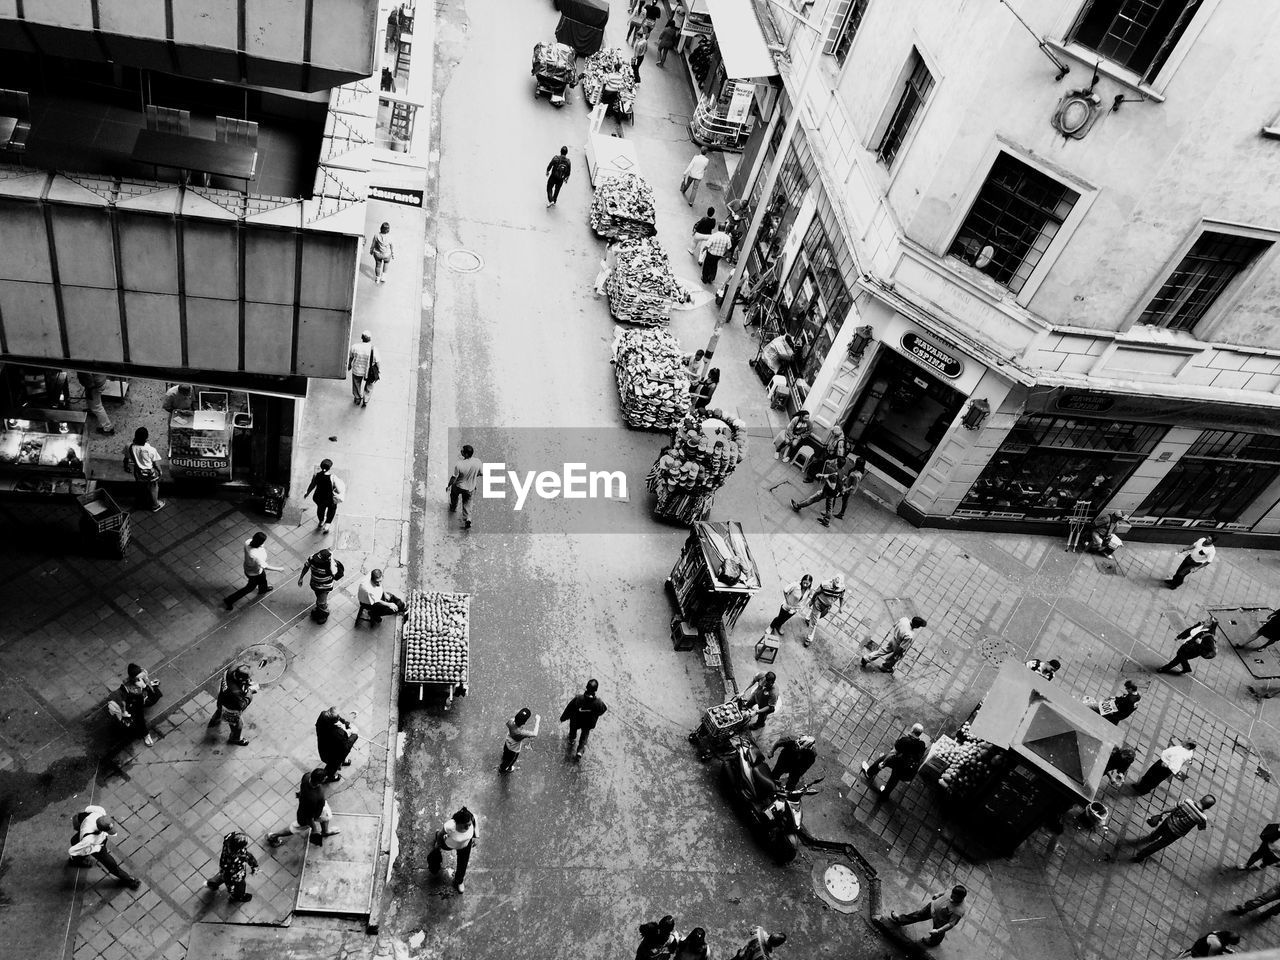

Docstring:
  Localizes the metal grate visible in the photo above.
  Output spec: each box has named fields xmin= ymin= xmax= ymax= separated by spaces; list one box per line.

xmin=1008 ymin=414 xmax=1163 ymax=454
xmin=1068 ymin=0 xmax=1203 ymax=81
xmin=1138 ymin=231 xmax=1270 ymax=331
xmin=876 ymin=51 xmax=933 ymax=167
xmin=1186 ymin=430 xmax=1280 ymax=462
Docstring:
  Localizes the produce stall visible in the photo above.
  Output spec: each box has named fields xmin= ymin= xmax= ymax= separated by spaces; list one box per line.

xmin=665 ymin=520 xmax=761 ymax=635
xmin=918 ymin=659 xmax=1120 ymax=855
xmin=613 ymin=327 xmax=691 ymax=430
xmin=400 ymin=590 xmax=470 ymax=708
xmin=647 ymin=407 xmax=747 ymax=523
xmin=589 ymin=173 xmax=656 ymax=240
xmin=579 ymin=47 xmax=637 ymax=120
xmin=605 ymin=237 xmax=690 ymax=323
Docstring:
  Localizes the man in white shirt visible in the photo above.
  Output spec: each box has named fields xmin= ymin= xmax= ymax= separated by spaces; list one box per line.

xmin=680 ymin=146 xmax=710 ymax=205
xmin=1167 ymin=535 xmax=1215 ymax=589
xmin=863 ymin=616 xmax=928 ymax=673
xmin=428 ymin=806 xmax=477 ymax=893
xmin=69 ymin=805 xmax=141 ymax=888
xmin=1133 ymin=738 xmax=1197 ymax=795
xmin=357 ymin=568 xmax=406 ymax=624
xmin=224 ymin=532 xmax=284 ymax=610
xmin=448 ymin=444 xmax=482 ymax=529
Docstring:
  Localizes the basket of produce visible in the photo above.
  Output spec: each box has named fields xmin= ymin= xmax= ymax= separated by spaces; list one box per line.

xmin=931 ymin=735 xmax=1003 ymax=799
xmin=613 ymin=328 xmax=690 ymax=430
xmin=590 ymin=173 xmax=656 ymax=240
xmin=605 ymin=236 xmax=690 ymax=322
xmin=401 ymin=590 xmax=470 ymax=705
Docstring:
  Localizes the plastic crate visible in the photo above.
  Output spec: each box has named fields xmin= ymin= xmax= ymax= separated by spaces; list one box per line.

xmin=76 ymin=489 xmax=126 ymax=533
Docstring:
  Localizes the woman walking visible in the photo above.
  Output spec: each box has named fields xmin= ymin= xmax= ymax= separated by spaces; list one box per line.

xmin=692 ymin=368 xmax=720 ymax=408
xmin=124 ymin=427 xmax=165 ymax=512
xmin=369 ymin=222 xmax=395 ymax=283
xmin=112 ymin=663 xmax=161 ymax=745
xmin=347 ymin=331 xmax=379 ymax=408
xmin=305 ymin=458 xmax=344 ymax=533
xmin=427 ymin=806 xmax=477 ymax=893
xmin=298 ymin=548 xmax=344 ymax=621
xmin=498 ymin=707 xmax=540 ymax=773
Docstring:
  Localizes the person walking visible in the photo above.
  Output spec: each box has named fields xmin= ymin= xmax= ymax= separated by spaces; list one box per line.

xmin=804 ymin=575 xmax=847 ymax=647
xmin=1167 ymin=535 xmax=1216 ymax=589
xmin=114 ymin=663 xmax=161 ymax=746
xmin=689 ymin=206 xmax=717 ymax=258
xmin=862 ymin=615 xmax=926 ymax=673
xmin=560 ymin=679 xmax=608 ymax=760
xmin=691 ymin=368 xmax=720 ymax=409
xmin=216 ymin=667 xmax=257 ymax=746
xmin=734 ymin=925 xmax=786 ymax=960
xmin=765 ymin=574 xmax=812 ymax=640
xmin=1127 ymin=794 xmax=1215 ymax=863
xmin=348 ymin=331 xmax=379 ymax=407
xmin=700 ymin=223 xmax=732 ymax=285
xmin=1088 ymin=679 xmax=1142 ymax=725
xmin=267 ymin=769 xmax=340 ymax=848
xmin=1231 ymin=882 xmax=1280 ymax=920
xmin=77 ymin=371 xmax=114 ymax=434
xmin=736 ymin=671 xmax=779 ymax=730
xmin=316 ymin=707 xmax=359 ymax=782
xmin=680 ymin=146 xmax=710 ymax=206
xmin=790 ymin=457 xmax=843 ymax=524
xmin=298 ymin=547 xmax=344 ymax=621
xmin=427 ymin=806 xmax=477 ymax=893
xmin=224 ymin=532 xmax=284 ymax=609
xmin=1180 ymin=930 xmax=1241 ymax=956
xmin=447 ymin=444 xmax=482 ymax=529
xmin=672 ymin=927 xmax=712 ymax=960
xmin=804 ymin=432 xmax=850 ymax=483
xmin=656 ymin=19 xmax=679 ymax=66
xmin=641 ymin=0 xmax=661 ymax=35
xmin=499 ymin=707 xmax=541 ymax=773
xmin=357 ymin=568 xmax=406 ymax=624
xmin=774 ymin=411 xmax=813 ymax=462
xmin=769 ymin=734 xmax=817 ymax=788
xmin=1133 ymin=738 xmax=1198 ymax=795
xmin=884 ymin=885 xmax=968 ymax=948
xmin=1235 ymin=608 xmax=1280 ymax=650
xmin=204 ymin=831 xmax=258 ymax=903
xmin=1157 ymin=617 xmax=1219 ymax=675
xmin=208 ymin=664 xmax=256 ymax=728
xmin=1240 ymin=821 xmax=1280 ymax=871
xmin=545 ymin=146 xmax=572 ymax=208
xmin=631 ymin=33 xmax=649 ymax=83
xmin=830 ymin=455 xmax=865 ymax=520
xmin=68 ymin=805 xmax=142 ymax=889
xmin=124 ymin=426 xmax=165 ymax=511
xmin=369 ymin=221 xmax=394 ymax=283
xmin=305 ymin=459 xmax=344 ymax=533
xmin=625 ymin=0 xmax=647 ymax=43
xmin=862 ymin=723 xmax=929 ymax=798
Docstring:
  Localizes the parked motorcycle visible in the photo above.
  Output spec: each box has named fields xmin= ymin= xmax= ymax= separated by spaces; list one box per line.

xmin=720 ymin=734 xmax=822 ymax=864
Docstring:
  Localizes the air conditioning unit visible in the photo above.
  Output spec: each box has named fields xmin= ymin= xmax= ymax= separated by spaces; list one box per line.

xmin=1052 ymin=90 xmax=1103 ymax=139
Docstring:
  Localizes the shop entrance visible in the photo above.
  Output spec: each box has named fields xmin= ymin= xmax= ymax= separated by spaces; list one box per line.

xmin=842 ymin=348 xmax=965 ymax=486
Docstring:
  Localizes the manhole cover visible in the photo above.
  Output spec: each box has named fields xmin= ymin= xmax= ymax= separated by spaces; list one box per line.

xmin=445 ymin=248 xmax=483 ymax=273
xmin=234 ymin=642 xmax=288 ymax=684
xmin=823 ymin=863 xmax=861 ymax=904
xmin=977 ymin=635 xmax=1016 ymax=666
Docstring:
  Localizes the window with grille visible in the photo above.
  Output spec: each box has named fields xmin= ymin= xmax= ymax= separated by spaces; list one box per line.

xmin=823 ymin=0 xmax=869 ymax=67
xmin=876 ymin=50 xmax=934 ymax=167
xmin=1068 ymin=0 xmax=1203 ymax=83
xmin=948 ymin=153 xmax=1080 ymax=294
xmin=1138 ymin=232 xmax=1270 ymax=331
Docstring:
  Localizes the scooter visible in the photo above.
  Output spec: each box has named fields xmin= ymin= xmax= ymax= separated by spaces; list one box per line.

xmin=720 ymin=734 xmax=822 ymax=864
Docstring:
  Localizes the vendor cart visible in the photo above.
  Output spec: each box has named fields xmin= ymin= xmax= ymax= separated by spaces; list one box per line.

xmin=400 ymin=590 xmax=470 ymax=709
xmin=665 ymin=521 xmax=761 ymax=635
xmin=532 ymin=41 xmax=577 ymax=106
xmin=555 ymin=0 xmax=608 ymax=57
xmin=687 ymin=699 xmax=749 ymax=760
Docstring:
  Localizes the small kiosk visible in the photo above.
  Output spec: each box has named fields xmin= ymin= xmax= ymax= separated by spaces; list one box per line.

xmin=665 ymin=520 xmax=761 ymax=645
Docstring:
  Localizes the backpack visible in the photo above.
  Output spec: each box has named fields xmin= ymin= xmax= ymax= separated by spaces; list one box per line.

xmin=550 ymin=155 xmax=571 ymax=180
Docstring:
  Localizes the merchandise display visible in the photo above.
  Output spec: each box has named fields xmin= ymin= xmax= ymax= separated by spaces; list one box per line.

xmin=579 ymin=46 xmax=637 ymax=115
xmin=612 ymin=327 xmax=691 ymax=430
xmin=605 ymin=236 xmax=690 ymax=323
xmin=590 ymin=173 xmax=657 ymax=240
xmin=929 ymin=719 xmax=1003 ymax=799
xmin=402 ymin=590 xmax=470 ymax=687
xmin=0 ymin=410 xmax=88 ymax=478
xmin=647 ymin=407 xmax=748 ymax=522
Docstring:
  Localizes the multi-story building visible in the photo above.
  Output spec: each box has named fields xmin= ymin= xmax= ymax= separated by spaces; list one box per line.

xmin=730 ymin=0 xmax=1280 ymax=544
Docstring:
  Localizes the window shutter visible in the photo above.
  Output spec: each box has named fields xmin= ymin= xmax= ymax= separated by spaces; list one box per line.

xmin=823 ymin=0 xmax=852 ymax=55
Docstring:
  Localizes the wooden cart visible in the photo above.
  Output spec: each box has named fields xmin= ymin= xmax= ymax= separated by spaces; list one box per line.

xmin=665 ymin=521 xmax=761 ymax=636
xmin=400 ymin=590 xmax=470 ymax=709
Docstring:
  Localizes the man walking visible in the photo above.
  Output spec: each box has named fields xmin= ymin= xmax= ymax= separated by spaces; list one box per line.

xmin=1232 ymin=883 xmax=1280 ymax=920
xmin=790 ymin=458 xmax=843 ymax=524
xmin=863 ymin=615 xmax=927 ymax=674
xmin=1089 ymin=679 xmax=1142 ymax=725
xmin=204 ymin=831 xmax=258 ymax=903
xmin=298 ymin=548 xmax=344 ymax=621
xmin=447 ymin=444 xmax=482 ymax=529
xmin=765 ymin=574 xmax=812 ymax=640
xmin=357 ymin=568 xmax=406 ymax=624
xmin=305 ymin=458 xmax=344 ymax=533
xmin=630 ymin=32 xmax=649 ymax=83
xmin=216 ymin=666 xmax=257 ymax=746
xmin=689 ymin=206 xmax=716 ymax=258
xmin=1235 ymin=607 xmax=1280 ymax=651
xmin=1133 ymin=738 xmax=1197 ymax=795
xmin=680 ymin=146 xmax=710 ymax=205
xmin=224 ymin=532 xmax=284 ymax=610
xmin=545 ymin=146 xmax=571 ymax=207
xmin=428 ymin=806 xmax=477 ymax=893
xmin=830 ymin=455 xmax=865 ymax=520
xmin=316 ymin=707 xmax=359 ymax=781
xmin=77 ymin=371 xmax=114 ymax=434
xmin=208 ymin=663 xmax=255 ymax=727
xmin=1240 ymin=821 xmax=1280 ymax=871
xmin=499 ymin=708 xmax=541 ymax=773
xmin=560 ymin=679 xmax=608 ymax=760
xmin=1167 ymin=535 xmax=1216 ymax=589
xmin=68 ymin=805 xmax=142 ymax=889
xmin=862 ymin=722 xmax=929 ymax=798
xmin=1128 ymin=794 xmax=1215 ymax=863
xmin=769 ymin=734 xmax=817 ymax=788
xmin=804 ymin=574 xmax=846 ymax=647
xmin=884 ymin=885 xmax=968 ymax=948
xmin=1158 ymin=617 xmax=1219 ymax=675
xmin=267 ymin=769 xmax=340 ymax=848
xmin=734 ymin=925 xmax=786 ymax=960
xmin=348 ymin=331 xmax=378 ymax=407
xmin=700 ymin=222 xmax=732 ymax=285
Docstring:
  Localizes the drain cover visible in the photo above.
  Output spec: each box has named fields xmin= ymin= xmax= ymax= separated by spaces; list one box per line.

xmin=235 ymin=642 xmax=288 ymax=684
xmin=824 ymin=863 xmax=860 ymax=904
xmin=978 ymin=635 xmax=1017 ymax=666
xmin=445 ymin=248 xmax=483 ymax=273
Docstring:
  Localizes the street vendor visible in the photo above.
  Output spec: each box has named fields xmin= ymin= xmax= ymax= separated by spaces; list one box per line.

xmin=736 ymin=671 xmax=779 ymax=731
xmin=760 ymin=333 xmax=798 ymax=373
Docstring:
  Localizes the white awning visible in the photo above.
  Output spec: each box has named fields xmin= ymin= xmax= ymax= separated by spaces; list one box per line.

xmin=702 ymin=0 xmax=779 ymax=80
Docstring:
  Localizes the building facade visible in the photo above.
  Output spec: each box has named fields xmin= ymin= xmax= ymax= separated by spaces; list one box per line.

xmin=730 ymin=0 xmax=1280 ymax=543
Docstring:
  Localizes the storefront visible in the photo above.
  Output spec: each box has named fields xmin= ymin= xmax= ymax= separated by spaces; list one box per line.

xmin=1132 ymin=430 xmax=1280 ymax=531
xmin=681 ymin=0 xmax=780 ymax=151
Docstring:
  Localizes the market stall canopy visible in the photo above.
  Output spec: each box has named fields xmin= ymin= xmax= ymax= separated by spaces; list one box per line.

xmin=968 ymin=660 xmax=1120 ymax=801
xmin=702 ymin=0 xmax=780 ymax=79
xmin=692 ymin=521 xmax=762 ymax=592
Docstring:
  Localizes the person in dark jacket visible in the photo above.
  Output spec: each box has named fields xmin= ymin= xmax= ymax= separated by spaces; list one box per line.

xmin=862 ymin=723 xmax=928 ymax=798
xmin=1089 ymin=679 xmax=1142 ymax=724
xmin=1240 ymin=821 xmax=1280 ymax=871
xmin=545 ymin=146 xmax=571 ymax=207
xmin=1184 ymin=929 xmax=1240 ymax=956
xmin=656 ymin=20 xmax=680 ymax=66
xmin=316 ymin=707 xmax=359 ymax=781
xmin=1236 ymin=608 xmax=1280 ymax=650
xmin=691 ymin=368 xmax=720 ymax=409
xmin=299 ymin=548 xmax=344 ymax=617
xmin=216 ymin=668 xmax=256 ymax=746
xmin=1157 ymin=618 xmax=1219 ymax=675
xmin=267 ymin=769 xmax=339 ymax=848
xmin=208 ymin=663 xmax=254 ymax=727
xmin=636 ymin=915 xmax=678 ymax=960
xmin=305 ymin=458 xmax=342 ymax=533
xmin=204 ymin=831 xmax=259 ymax=903
xmin=769 ymin=734 xmax=817 ymax=788
xmin=560 ymin=679 xmax=608 ymax=760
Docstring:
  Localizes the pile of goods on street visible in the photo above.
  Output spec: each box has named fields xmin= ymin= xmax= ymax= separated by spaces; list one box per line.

xmin=613 ymin=328 xmax=691 ymax=430
xmin=648 ymin=408 xmax=748 ymax=522
xmin=402 ymin=590 xmax=470 ymax=685
xmin=927 ymin=727 xmax=1004 ymax=799
xmin=590 ymin=173 xmax=657 ymax=240
xmin=579 ymin=47 xmax=637 ymax=112
xmin=606 ymin=237 xmax=689 ymax=323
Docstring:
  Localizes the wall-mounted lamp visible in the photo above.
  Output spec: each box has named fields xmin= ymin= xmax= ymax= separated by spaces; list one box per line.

xmin=846 ymin=325 xmax=874 ymax=364
xmin=961 ymin=398 xmax=991 ymax=431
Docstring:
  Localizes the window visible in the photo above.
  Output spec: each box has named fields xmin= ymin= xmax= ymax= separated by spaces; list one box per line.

xmin=823 ymin=0 xmax=869 ymax=67
xmin=1067 ymin=0 xmax=1203 ymax=82
xmin=1138 ymin=231 xmax=1270 ymax=330
xmin=949 ymin=153 xmax=1080 ymax=294
xmin=1138 ymin=430 xmax=1280 ymax=525
xmin=876 ymin=51 xmax=934 ymax=166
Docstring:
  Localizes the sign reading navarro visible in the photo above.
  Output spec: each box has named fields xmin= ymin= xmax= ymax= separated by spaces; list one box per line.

xmin=369 ymin=185 xmax=424 ymax=207
xmin=900 ymin=332 xmax=963 ymax=379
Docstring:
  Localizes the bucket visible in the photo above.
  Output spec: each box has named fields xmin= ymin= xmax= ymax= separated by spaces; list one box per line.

xmin=1082 ymin=800 xmax=1109 ymax=829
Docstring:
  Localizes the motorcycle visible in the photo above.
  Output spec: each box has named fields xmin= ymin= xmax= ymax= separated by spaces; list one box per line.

xmin=720 ymin=734 xmax=822 ymax=864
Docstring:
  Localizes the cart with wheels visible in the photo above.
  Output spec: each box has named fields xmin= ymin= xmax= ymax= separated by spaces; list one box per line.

xmin=532 ymin=41 xmax=577 ymax=106
xmin=688 ymin=699 xmax=749 ymax=760
xmin=400 ymin=590 xmax=470 ymax=709
xmin=665 ymin=521 xmax=761 ymax=634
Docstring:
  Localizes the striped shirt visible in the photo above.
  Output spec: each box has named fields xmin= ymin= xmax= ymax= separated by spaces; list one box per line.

xmin=1163 ymin=799 xmax=1209 ymax=836
xmin=306 ymin=554 xmax=340 ymax=591
xmin=705 ymin=231 xmax=732 ymax=256
xmin=812 ymin=580 xmax=846 ymax=612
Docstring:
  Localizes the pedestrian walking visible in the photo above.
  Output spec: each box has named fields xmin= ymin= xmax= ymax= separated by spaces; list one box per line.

xmin=804 ymin=432 xmax=850 ymax=483
xmin=736 ymin=671 xmax=779 ymax=730
xmin=298 ymin=547 xmax=344 ymax=621
xmin=216 ymin=667 xmax=257 ymax=745
xmin=631 ymin=34 xmax=648 ymax=83
xmin=656 ymin=20 xmax=679 ymax=65
xmin=223 ymin=532 xmax=284 ymax=609
xmin=734 ymin=925 xmax=786 ymax=959
xmin=316 ymin=707 xmax=359 ymax=781
xmin=447 ymin=444 xmax=482 ymax=529
xmin=68 ymin=804 xmax=142 ymax=889
xmin=208 ymin=664 xmax=256 ymax=728
xmin=769 ymin=734 xmax=817 ymax=788
xmin=427 ymin=806 xmax=476 ymax=893
xmin=680 ymin=146 xmax=711 ymax=205
xmin=560 ymin=679 xmax=608 ymax=760
xmin=1179 ymin=930 xmax=1241 ymax=956
xmin=1232 ymin=883 xmax=1280 ymax=920
xmin=765 ymin=574 xmax=813 ymax=639
xmin=690 ymin=206 xmax=717 ymax=260
xmin=499 ymin=707 xmax=541 ymax=772
xmin=1088 ymin=679 xmax=1142 ymax=724
xmin=700 ymin=223 xmax=732 ymax=284
xmin=369 ymin=221 xmax=394 ymax=283
xmin=111 ymin=663 xmax=161 ymax=746
xmin=267 ymin=769 xmax=340 ymax=848
xmin=637 ymin=916 xmax=679 ymax=960
xmin=883 ymin=885 xmax=968 ymax=948
xmin=672 ymin=927 xmax=711 ymax=960
xmin=348 ymin=331 xmax=379 ymax=407
xmin=1157 ymin=617 xmax=1219 ymax=674
xmin=1240 ymin=822 xmax=1280 ymax=870
xmin=773 ymin=411 xmax=813 ymax=462
xmin=804 ymin=574 xmax=847 ymax=647
xmin=691 ymin=368 xmax=720 ymax=408
xmin=305 ymin=458 xmax=344 ymax=533
xmin=1104 ymin=745 xmax=1137 ymax=786
xmin=1166 ymin=535 xmax=1216 ymax=589
xmin=862 ymin=614 xmax=926 ymax=673
xmin=357 ymin=568 xmax=406 ymax=624
xmin=790 ymin=457 xmax=843 ymax=523
xmin=204 ymin=831 xmax=258 ymax=903
xmin=1026 ymin=657 xmax=1062 ymax=681
xmin=1235 ymin=608 xmax=1280 ymax=650
xmin=1127 ymin=794 xmax=1215 ymax=862
xmin=545 ymin=145 xmax=572 ymax=207
xmin=641 ymin=0 xmax=661 ymax=34
xmin=77 ymin=371 xmax=114 ymax=434
xmin=625 ymin=0 xmax=647 ymax=43
xmin=830 ymin=455 xmax=865 ymax=520
xmin=123 ymin=426 xmax=165 ymax=511
xmin=862 ymin=723 xmax=928 ymax=797
xmin=1133 ymin=738 xmax=1197 ymax=794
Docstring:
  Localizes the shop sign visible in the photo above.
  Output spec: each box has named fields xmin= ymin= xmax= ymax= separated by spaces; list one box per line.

xmin=1055 ymin=393 xmax=1115 ymax=413
xmin=725 ymin=83 xmax=754 ymax=124
xmin=900 ymin=332 xmax=963 ymax=379
xmin=170 ymin=456 xmax=232 ymax=480
xmin=369 ymin=185 xmax=424 ymax=207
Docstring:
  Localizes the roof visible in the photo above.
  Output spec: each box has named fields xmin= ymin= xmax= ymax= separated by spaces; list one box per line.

xmin=703 ymin=0 xmax=780 ymax=79
xmin=692 ymin=521 xmax=762 ymax=593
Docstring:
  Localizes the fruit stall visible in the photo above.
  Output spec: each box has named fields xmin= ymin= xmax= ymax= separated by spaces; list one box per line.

xmin=400 ymin=590 xmax=470 ymax=708
xmin=918 ymin=659 xmax=1120 ymax=855
xmin=665 ymin=520 xmax=761 ymax=637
